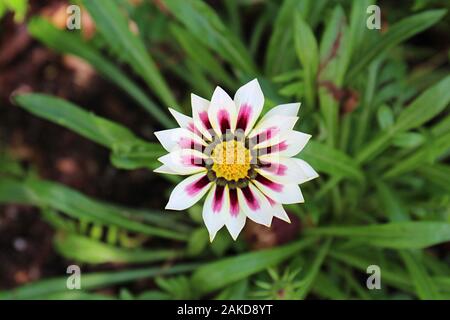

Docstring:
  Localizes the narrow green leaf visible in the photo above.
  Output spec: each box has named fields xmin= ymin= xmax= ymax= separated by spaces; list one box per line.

xmin=306 ymin=222 xmax=450 ymax=249
xmin=54 ymin=233 xmax=183 ymax=264
xmin=14 ymin=93 xmax=164 ymax=170
xmin=0 ymin=177 xmax=188 ymax=241
xmin=163 ymin=0 xmax=256 ymax=75
xmin=311 ymin=273 xmax=347 ymax=299
xmin=170 ymin=23 xmax=234 ymax=89
xmin=399 ymin=250 xmax=441 ymax=300
xmin=265 ymin=0 xmax=301 ymax=76
xmin=392 ymin=132 xmax=425 ymax=149
xmin=300 ymin=141 xmax=365 ymax=182
xmin=374 ymin=181 xmax=409 ymax=222
xmin=81 ymin=0 xmax=176 ymax=107
xmin=384 ymin=130 xmax=450 ymax=178
xmin=0 ymin=263 xmax=197 ymax=299
xmin=15 ymin=94 xmax=136 ymax=147
xmin=294 ymin=12 xmax=319 ymax=108
xmin=377 ymin=105 xmax=394 ymax=130
xmin=191 ymin=238 xmax=316 ymax=295
xmin=347 ymin=9 xmax=447 ymax=81
xmin=394 ymin=75 xmax=450 ymax=133
xmin=418 ymin=164 xmax=450 ymax=193
xmin=329 ymin=250 xmax=412 ymax=292
xmin=297 ymin=239 xmax=331 ymax=299
xmin=27 ymin=17 xmax=174 ymax=128
xmin=40 ymin=292 xmax=115 ymax=300
xmin=357 ymin=75 xmax=450 ymax=163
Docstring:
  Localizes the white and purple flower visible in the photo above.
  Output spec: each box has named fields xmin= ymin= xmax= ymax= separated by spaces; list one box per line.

xmin=154 ymin=79 xmax=318 ymax=241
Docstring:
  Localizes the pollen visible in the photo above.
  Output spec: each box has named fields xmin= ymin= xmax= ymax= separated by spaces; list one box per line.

xmin=211 ymin=140 xmax=251 ymax=181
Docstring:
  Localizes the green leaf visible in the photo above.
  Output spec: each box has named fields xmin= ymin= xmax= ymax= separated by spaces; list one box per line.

xmin=265 ymin=0 xmax=302 ymax=76
xmin=394 ymin=75 xmax=450 ymax=133
xmin=54 ymin=232 xmax=183 ymax=264
xmin=187 ymin=228 xmax=209 ymax=257
xmin=399 ymin=250 xmax=441 ymax=300
xmin=318 ymin=6 xmax=348 ymax=85
xmin=0 ymin=177 xmax=188 ymax=241
xmin=163 ymin=0 xmax=256 ymax=75
xmin=431 ymin=113 xmax=450 ymax=136
xmin=3 ymin=0 xmax=27 ymax=22
xmin=357 ymin=75 xmax=450 ymax=163
xmin=15 ymin=94 xmax=135 ymax=147
xmin=392 ymin=132 xmax=425 ymax=149
xmin=40 ymin=292 xmax=115 ymax=300
xmin=347 ymin=9 xmax=447 ymax=81
xmin=329 ymin=250 xmax=412 ymax=292
xmin=81 ymin=0 xmax=176 ymax=107
xmin=170 ymin=23 xmax=234 ymax=89
xmin=306 ymin=222 xmax=450 ymax=249
xmin=0 ymin=263 xmax=197 ymax=299
xmin=374 ymin=181 xmax=409 ymax=222
xmin=300 ymin=141 xmax=364 ymax=182
xmin=191 ymin=238 xmax=316 ymax=296
xmin=384 ymin=130 xmax=450 ymax=178
xmin=294 ymin=12 xmax=319 ymax=108
xmin=311 ymin=273 xmax=348 ymax=299
xmin=418 ymin=164 xmax=450 ymax=193
xmin=14 ymin=93 xmax=164 ymax=170
xmin=377 ymin=104 xmax=394 ymax=130
xmin=27 ymin=17 xmax=174 ymax=128
xmin=346 ymin=0 xmax=372 ymax=61
xmin=297 ymin=239 xmax=331 ymax=299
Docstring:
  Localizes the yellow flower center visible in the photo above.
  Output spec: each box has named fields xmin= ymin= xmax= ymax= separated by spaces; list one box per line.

xmin=211 ymin=140 xmax=251 ymax=181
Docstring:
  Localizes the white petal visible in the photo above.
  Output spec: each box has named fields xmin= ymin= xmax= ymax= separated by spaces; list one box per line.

xmin=154 ymin=164 xmax=179 ymax=175
xmin=202 ymin=185 xmax=228 ymax=241
xmin=165 ymin=172 xmax=212 ymax=211
xmin=208 ymin=86 xmax=237 ymax=135
xmin=191 ymin=93 xmax=213 ymax=141
xmin=256 ymin=155 xmax=317 ymax=184
xmin=270 ymin=201 xmax=291 ymax=223
xmin=249 ymin=115 xmax=298 ymax=148
xmin=256 ymin=130 xmax=311 ymax=158
xmin=224 ymin=210 xmax=246 ymax=241
xmin=234 ymin=79 xmax=264 ymax=134
xmin=154 ymin=128 xmax=206 ymax=152
xmin=168 ymin=108 xmax=192 ymax=129
xmin=259 ymin=102 xmax=300 ymax=122
xmin=237 ymin=184 xmax=272 ymax=227
xmin=291 ymin=158 xmax=319 ymax=183
xmin=158 ymin=149 xmax=207 ymax=175
xmin=253 ymin=174 xmax=304 ymax=204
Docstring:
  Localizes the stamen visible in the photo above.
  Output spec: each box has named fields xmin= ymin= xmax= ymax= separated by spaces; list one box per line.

xmin=211 ymin=140 xmax=251 ymax=182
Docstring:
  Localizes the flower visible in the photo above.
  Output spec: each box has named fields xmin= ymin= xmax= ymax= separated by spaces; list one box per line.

xmin=154 ymin=79 xmax=318 ymax=241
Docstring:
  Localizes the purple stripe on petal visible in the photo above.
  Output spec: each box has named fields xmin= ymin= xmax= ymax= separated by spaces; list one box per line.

xmin=274 ymin=141 xmax=288 ymax=152
xmin=181 ymin=155 xmax=205 ymax=167
xmin=229 ymin=188 xmax=239 ymax=217
xmin=199 ymin=111 xmax=212 ymax=130
xmin=250 ymin=127 xmax=279 ymax=146
xmin=185 ymin=175 xmax=209 ymax=196
xmin=260 ymin=161 xmax=287 ymax=176
xmin=260 ymin=141 xmax=288 ymax=155
xmin=178 ymin=138 xmax=203 ymax=151
xmin=255 ymin=174 xmax=283 ymax=192
xmin=236 ymin=104 xmax=252 ymax=131
xmin=266 ymin=196 xmax=276 ymax=206
xmin=218 ymin=109 xmax=230 ymax=133
xmin=187 ymin=122 xmax=202 ymax=137
xmin=212 ymin=185 xmax=225 ymax=213
xmin=242 ymin=186 xmax=260 ymax=211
